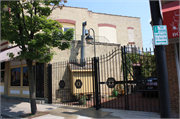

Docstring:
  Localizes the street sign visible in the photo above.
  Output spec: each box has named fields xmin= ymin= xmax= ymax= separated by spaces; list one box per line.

xmin=153 ymin=25 xmax=168 ymax=45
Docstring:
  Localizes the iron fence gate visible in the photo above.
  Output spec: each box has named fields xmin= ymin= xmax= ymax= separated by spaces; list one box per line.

xmin=121 ymin=46 xmax=159 ymax=112
xmin=95 ymin=46 xmax=159 ymax=112
xmin=49 ymin=45 xmax=159 ymax=112
xmin=95 ymin=47 xmax=125 ymax=110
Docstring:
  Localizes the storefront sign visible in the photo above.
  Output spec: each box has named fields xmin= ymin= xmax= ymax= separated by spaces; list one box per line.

xmin=162 ymin=4 xmax=180 ymax=39
xmin=153 ymin=25 xmax=168 ymax=45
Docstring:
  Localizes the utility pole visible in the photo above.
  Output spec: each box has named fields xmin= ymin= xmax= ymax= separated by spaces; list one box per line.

xmin=149 ymin=1 xmax=171 ymax=118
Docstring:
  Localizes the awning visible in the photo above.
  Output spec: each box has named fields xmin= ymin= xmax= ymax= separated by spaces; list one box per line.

xmin=0 ymin=46 xmax=21 ymax=63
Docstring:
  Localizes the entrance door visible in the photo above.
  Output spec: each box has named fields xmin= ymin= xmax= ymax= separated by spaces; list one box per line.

xmin=36 ymin=63 xmax=44 ymax=97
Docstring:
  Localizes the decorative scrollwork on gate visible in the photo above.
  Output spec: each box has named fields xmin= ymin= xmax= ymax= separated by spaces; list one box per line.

xmin=59 ymin=80 xmax=65 ymax=89
xmin=75 ymin=79 xmax=82 ymax=89
xmin=107 ymin=77 xmax=116 ymax=88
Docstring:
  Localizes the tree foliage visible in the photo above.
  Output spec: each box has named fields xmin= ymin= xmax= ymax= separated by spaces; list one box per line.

xmin=123 ymin=51 xmax=157 ymax=80
xmin=1 ymin=0 xmax=73 ymax=115
xmin=1 ymin=0 xmax=74 ymax=62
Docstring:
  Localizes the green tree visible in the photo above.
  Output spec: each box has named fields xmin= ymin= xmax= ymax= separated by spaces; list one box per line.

xmin=141 ymin=52 xmax=156 ymax=77
xmin=123 ymin=51 xmax=156 ymax=80
xmin=1 ymin=0 xmax=73 ymax=114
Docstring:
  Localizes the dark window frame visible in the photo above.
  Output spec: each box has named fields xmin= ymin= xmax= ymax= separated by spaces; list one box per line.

xmin=1 ymin=70 xmax=5 ymax=83
xmin=1 ymin=62 xmax=5 ymax=69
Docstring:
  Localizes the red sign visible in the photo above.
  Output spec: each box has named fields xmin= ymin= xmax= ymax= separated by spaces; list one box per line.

xmin=162 ymin=1 xmax=180 ymax=39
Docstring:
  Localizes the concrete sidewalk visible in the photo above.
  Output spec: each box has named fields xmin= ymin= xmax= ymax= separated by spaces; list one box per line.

xmin=1 ymin=97 xmax=160 ymax=119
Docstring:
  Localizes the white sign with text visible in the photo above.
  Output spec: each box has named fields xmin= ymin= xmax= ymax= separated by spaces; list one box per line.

xmin=153 ymin=25 xmax=168 ymax=45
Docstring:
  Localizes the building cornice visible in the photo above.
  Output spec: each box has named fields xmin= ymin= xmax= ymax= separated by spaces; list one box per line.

xmin=61 ymin=6 xmax=140 ymax=19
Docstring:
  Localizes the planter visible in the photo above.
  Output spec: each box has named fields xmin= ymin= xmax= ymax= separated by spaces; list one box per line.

xmin=119 ymin=90 xmax=125 ymax=96
xmin=79 ymin=98 xmax=86 ymax=105
xmin=77 ymin=94 xmax=88 ymax=105
xmin=112 ymin=90 xmax=118 ymax=97
xmin=86 ymin=94 xmax=92 ymax=100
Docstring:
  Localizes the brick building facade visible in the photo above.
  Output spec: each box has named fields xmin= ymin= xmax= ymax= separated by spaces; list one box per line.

xmin=0 ymin=6 xmax=143 ymax=101
xmin=162 ymin=1 xmax=180 ymax=118
xmin=165 ymin=44 xmax=179 ymax=117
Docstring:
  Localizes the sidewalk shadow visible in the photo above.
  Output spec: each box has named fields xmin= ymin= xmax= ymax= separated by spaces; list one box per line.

xmin=49 ymin=106 xmax=120 ymax=118
xmin=1 ymin=97 xmax=29 ymax=118
xmin=62 ymin=107 xmax=110 ymax=118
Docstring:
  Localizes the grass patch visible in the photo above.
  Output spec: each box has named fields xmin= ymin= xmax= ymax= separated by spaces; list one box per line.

xmin=18 ymin=111 xmax=49 ymax=118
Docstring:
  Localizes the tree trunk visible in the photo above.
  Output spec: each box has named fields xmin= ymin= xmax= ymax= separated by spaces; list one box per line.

xmin=26 ymin=59 xmax=37 ymax=114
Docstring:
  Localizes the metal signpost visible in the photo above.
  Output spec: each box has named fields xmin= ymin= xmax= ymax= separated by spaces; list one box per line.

xmin=153 ymin=25 xmax=168 ymax=45
xmin=149 ymin=1 xmax=171 ymax=118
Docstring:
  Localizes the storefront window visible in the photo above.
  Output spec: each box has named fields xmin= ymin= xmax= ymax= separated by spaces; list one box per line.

xmin=23 ymin=66 xmax=35 ymax=86
xmin=11 ymin=67 xmax=21 ymax=86
xmin=1 ymin=71 xmax=5 ymax=82
xmin=23 ymin=67 xmax=28 ymax=86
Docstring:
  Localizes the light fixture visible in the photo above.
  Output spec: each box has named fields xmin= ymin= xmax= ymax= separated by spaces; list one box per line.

xmin=85 ymin=35 xmax=93 ymax=44
xmin=85 ymin=28 xmax=96 ymax=58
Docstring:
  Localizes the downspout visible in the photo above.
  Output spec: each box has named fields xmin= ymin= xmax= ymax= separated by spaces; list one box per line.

xmin=80 ymin=21 xmax=87 ymax=66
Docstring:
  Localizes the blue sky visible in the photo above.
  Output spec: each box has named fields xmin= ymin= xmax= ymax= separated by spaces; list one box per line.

xmin=65 ymin=0 xmax=154 ymax=49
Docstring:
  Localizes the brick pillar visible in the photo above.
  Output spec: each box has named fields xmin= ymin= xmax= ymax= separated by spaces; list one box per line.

xmin=165 ymin=44 xmax=179 ymax=118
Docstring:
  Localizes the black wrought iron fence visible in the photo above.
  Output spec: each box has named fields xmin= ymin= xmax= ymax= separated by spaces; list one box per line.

xmin=51 ymin=58 xmax=96 ymax=107
xmin=48 ymin=45 xmax=159 ymax=112
xmin=121 ymin=45 xmax=159 ymax=112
